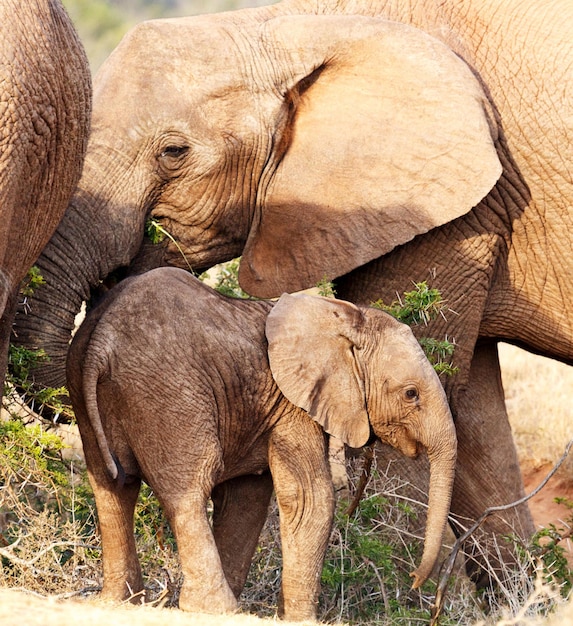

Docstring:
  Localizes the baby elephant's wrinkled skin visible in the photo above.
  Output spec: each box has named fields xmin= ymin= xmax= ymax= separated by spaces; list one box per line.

xmin=67 ymin=267 xmax=456 ymax=621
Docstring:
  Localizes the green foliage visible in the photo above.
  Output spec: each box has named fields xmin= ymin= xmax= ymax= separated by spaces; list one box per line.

xmin=318 ymin=470 xmax=434 ymax=624
xmin=418 ymin=337 xmax=458 ymax=377
xmin=0 ymin=414 xmax=99 ymax=593
xmin=525 ymin=497 xmax=573 ymax=597
xmin=372 ymin=282 xmax=459 ymax=377
xmin=316 ymin=277 xmax=337 ymax=298
xmin=199 ymin=258 xmax=252 ymax=299
xmin=20 ymin=266 xmax=45 ymax=298
xmin=0 ymin=419 xmax=69 ymax=499
xmin=371 ymin=282 xmax=446 ymax=326
xmin=144 ymin=217 xmax=167 ymax=245
xmin=6 ymin=345 xmax=48 ymax=388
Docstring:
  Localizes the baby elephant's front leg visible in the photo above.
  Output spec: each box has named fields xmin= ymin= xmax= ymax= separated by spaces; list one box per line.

xmin=269 ymin=416 xmax=335 ymax=622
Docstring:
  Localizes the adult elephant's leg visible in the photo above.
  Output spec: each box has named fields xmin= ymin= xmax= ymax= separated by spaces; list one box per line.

xmin=449 ymin=340 xmax=535 ymax=585
xmin=0 ymin=288 xmax=18 ymax=389
xmin=212 ymin=472 xmax=274 ymax=597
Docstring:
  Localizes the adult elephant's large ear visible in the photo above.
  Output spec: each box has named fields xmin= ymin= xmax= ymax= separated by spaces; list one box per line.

xmin=266 ymin=293 xmax=371 ymax=449
xmin=239 ymin=15 xmax=502 ymax=298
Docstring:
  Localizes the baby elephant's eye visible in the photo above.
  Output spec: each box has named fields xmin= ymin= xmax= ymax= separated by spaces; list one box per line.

xmin=405 ymin=387 xmax=419 ymax=401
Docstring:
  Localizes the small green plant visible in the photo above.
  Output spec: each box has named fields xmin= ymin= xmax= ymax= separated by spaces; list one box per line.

xmin=372 ymin=282 xmax=447 ymax=326
xmin=5 ymin=345 xmax=73 ymax=421
xmin=199 ymin=258 xmax=252 ymax=299
xmin=144 ymin=217 xmax=167 ymax=244
xmin=6 ymin=344 xmax=48 ymax=387
xmin=525 ymin=497 xmax=573 ymax=598
xmin=144 ymin=218 xmax=194 ymax=272
xmin=419 ymin=337 xmax=458 ymax=377
xmin=372 ymin=282 xmax=459 ymax=377
xmin=20 ymin=265 xmax=46 ymax=298
xmin=316 ymin=277 xmax=336 ymax=298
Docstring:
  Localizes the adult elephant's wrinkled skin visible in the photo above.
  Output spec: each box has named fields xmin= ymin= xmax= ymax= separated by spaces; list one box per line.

xmin=0 ymin=0 xmax=90 ymax=394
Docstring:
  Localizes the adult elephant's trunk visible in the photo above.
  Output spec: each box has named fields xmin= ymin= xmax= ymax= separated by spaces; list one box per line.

xmin=13 ymin=155 xmax=148 ymax=389
xmin=410 ymin=401 xmax=457 ymax=589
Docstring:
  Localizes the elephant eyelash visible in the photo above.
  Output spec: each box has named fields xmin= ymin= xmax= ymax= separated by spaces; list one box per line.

xmin=160 ymin=145 xmax=190 ymax=159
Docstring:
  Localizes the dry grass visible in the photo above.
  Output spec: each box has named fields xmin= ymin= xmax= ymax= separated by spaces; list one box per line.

xmin=0 ymin=589 xmax=296 ymax=626
xmin=499 ymin=343 xmax=573 ymax=475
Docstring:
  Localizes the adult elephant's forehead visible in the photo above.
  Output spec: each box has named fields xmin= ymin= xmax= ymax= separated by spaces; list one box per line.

xmin=95 ymin=15 xmax=251 ymax=91
xmin=91 ymin=16 xmax=259 ymax=133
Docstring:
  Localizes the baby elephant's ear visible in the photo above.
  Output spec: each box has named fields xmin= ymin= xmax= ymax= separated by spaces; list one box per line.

xmin=265 ymin=293 xmax=371 ymax=448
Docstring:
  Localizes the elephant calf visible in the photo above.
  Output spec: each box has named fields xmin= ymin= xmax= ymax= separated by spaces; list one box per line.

xmin=67 ymin=267 xmax=457 ymax=621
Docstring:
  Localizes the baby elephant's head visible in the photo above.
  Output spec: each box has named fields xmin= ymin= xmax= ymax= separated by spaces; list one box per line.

xmin=266 ymin=293 xmax=457 ymax=588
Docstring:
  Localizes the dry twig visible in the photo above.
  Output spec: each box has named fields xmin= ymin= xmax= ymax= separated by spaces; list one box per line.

xmin=430 ymin=438 xmax=573 ymax=625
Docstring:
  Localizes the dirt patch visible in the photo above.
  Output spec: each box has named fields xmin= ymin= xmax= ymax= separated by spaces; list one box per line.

xmin=522 ymin=461 xmax=573 ymax=562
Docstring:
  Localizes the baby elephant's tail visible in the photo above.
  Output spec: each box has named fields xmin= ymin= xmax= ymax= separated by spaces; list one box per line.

xmin=82 ymin=351 xmax=121 ymax=482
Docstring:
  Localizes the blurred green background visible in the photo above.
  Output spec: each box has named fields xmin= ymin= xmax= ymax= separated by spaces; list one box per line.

xmin=62 ymin=0 xmax=276 ymax=71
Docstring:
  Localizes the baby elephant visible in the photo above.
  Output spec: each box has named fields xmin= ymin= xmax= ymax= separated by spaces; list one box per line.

xmin=67 ymin=267 xmax=456 ymax=621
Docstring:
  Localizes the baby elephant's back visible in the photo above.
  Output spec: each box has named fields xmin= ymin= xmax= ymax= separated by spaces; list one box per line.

xmin=83 ymin=267 xmax=274 ymax=397
xmin=119 ymin=266 xmax=271 ymax=350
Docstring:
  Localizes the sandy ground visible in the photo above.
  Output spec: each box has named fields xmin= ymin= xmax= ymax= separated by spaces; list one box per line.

xmin=0 ymin=590 xmax=295 ymax=626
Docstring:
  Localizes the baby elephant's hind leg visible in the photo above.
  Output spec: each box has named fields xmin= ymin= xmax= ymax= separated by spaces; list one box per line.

xmin=154 ymin=456 xmax=238 ymax=614
xmin=86 ymin=464 xmax=143 ymax=602
xmin=212 ymin=472 xmax=274 ymax=597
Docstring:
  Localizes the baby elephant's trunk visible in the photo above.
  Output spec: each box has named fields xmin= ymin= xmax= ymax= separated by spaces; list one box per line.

xmin=410 ymin=402 xmax=457 ymax=588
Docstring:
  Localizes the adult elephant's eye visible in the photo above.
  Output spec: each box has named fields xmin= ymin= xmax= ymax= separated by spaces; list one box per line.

xmin=157 ymin=145 xmax=190 ymax=176
xmin=160 ymin=145 xmax=189 ymax=159
xmin=405 ymin=387 xmax=419 ymax=402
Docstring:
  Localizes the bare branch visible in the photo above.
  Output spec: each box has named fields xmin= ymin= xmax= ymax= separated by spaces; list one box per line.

xmin=430 ymin=438 xmax=573 ymax=625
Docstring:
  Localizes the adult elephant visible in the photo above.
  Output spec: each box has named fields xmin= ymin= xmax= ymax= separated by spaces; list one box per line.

xmin=1 ymin=0 xmax=91 ymax=392
xmin=14 ymin=0 xmax=570 ymax=584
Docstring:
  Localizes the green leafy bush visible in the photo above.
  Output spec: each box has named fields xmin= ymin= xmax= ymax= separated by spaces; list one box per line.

xmin=372 ymin=282 xmax=459 ymax=377
xmin=199 ymin=258 xmax=252 ymax=299
xmin=0 ymin=415 xmax=99 ymax=594
xmin=372 ymin=282 xmax=447 ymax=326
xmin=526 ymin=498 xmax=573 ymax=598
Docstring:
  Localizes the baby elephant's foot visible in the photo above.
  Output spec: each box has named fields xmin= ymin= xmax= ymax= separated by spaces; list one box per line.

xmin=100 ymin=572 xmax=145 ymax=605
xmin=179 ymin=578 xmax=238 ymax=614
